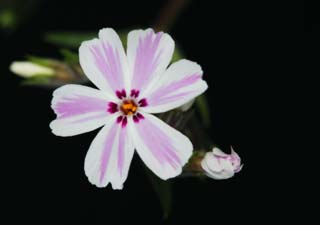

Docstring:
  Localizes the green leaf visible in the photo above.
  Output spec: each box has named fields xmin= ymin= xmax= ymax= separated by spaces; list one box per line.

xmin=26 ymin=55 xmax=53 ymax=67
xmin=21 ymin=75 xmax=51 ymax=86
xmin=60 ymin=49 xmax=79 ymax=65
xmin=195 ymin=94 xmax=211 ymax=128
xmin=44 ymin=31 xmax=96 ymax=48
xmin=145 ymin=168 xmax=172 ymax=219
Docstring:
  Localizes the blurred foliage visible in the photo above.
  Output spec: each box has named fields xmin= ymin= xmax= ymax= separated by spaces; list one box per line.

xmin=145 ymin=167 xmax=172 ymax=219
xmin=60 ymin=49 xmax=79 ymax=65
xmin=44 ymin=31 xmax=127 ymax=49
xmin=44 ymin=32 xmax=97 ymax=48
xmin=21 ymin=75 xmax=52 ymax=86
xmin=0 ymin=0 xmax=39 ymax=32
xmin=27 ymin=55 xmax=56 ymax=67
xmin=0 ymin=8 xmax=17 ymax=30
xmin=18 ymin=53 xmax=86 ymax=88
xmin=195 ymin=94 xmax=211 ymax=128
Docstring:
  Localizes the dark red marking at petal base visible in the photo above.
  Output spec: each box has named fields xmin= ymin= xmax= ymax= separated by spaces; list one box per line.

xmin=136 ymin=113 xmax=144 ymax=119
xmin=133 ymin=113 xmax=144 ymax=123
xmin=107 ymin=102 xmax=118 ymax=113
xmin=121 ymin=117 xmax=128 ymax=127
xmin=116 ymin=116 xmax=123 ymax=123
xmin=116 ymin=89 xmax=127 ymax=99
xmin=130 ymin=89 xmax=140 ymax=98
xmin=138 ymin=98 xmax=148 ymax=107
xmin=133 ymin=115 xmax=139 ymax=123
xmin=121 ymin=89 xmax=127 ymax=98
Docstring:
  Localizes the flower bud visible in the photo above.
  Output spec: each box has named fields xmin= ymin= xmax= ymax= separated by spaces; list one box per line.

xmin=201 ymin=147 xmax=243 ymax=179
xmin=10 ymin=61 xmax=54 ymax=78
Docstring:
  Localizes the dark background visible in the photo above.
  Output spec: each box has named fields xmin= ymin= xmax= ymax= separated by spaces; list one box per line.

xmin=0 ymin=0 xmax=284 ymax=223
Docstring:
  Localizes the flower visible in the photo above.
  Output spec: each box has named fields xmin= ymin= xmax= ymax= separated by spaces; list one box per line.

xmin=201 ymin=147 xmax=243 ymax=179
xmin=50 ymin=28 xmax=208 ymax=189
xmin=10 ymin=61 xmax=54 ymax=78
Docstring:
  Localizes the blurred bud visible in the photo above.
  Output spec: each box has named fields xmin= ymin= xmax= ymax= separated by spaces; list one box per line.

xmin=179 ymin=99 xmax=195 ymax=112
xmin=10 ymin=61 xmax=54 ymax=78
xmin=9 ymin=57 xmax=87 ymax=88
xmin=201 ymin=147 xmax=243 ymax=180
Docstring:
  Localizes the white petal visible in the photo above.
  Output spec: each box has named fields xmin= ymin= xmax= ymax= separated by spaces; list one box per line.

xmin=50 ymin=84 xmax=111 ymax=137
xmin=220 ymin=159 xmax=235 ymax=174
xmin=201 ymin=152 xmax=223 ymax=173
xmin=142 ymin=59 xmax=208 ymax=113
xmin=126 ymin=28 xmax=174 ymax=95
xmin=203 ymin=158 xmax=235 ymax=179
xmin=207 ymin=170 xmax=235 ymax=180
xmin=129 ymin=113 xmax=192 ymax=180
xmin=212 ymin=147 xmax=229 ymax=157
xmin=79 ymin=28 xmax=129 ymax=97
xmin=84 ymin=116 xmax=134 ymax=189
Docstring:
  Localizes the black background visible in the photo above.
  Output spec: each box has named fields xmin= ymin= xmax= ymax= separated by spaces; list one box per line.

xmin=0 ymin=0 xmax=298 ymax=223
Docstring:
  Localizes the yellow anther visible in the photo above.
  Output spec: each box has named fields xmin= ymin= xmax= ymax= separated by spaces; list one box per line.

xmin=120 ymin=100 xmax=138 ymax=115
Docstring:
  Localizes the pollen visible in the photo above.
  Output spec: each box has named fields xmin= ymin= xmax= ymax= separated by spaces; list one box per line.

xmin=120 ymin=100 xmax=138 ymax=115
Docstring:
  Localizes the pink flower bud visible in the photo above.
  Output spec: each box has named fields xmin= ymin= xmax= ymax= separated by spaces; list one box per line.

xmin=201 ymin=147 xmax=243 ymax=180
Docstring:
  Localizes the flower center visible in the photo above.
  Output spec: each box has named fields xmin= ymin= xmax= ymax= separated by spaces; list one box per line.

xmin=120 ymin=100 xmax=138 ymax=115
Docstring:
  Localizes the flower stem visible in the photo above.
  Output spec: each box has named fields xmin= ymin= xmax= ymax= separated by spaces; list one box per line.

xmin=153 ymin=0 xmax=190 ymax=32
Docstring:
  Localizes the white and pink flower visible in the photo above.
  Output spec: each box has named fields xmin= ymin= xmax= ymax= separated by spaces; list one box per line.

xmin=201 ymin=147 xmax=243 ymax=180
xmin=50 ymin=28 xmax=208 ymax=189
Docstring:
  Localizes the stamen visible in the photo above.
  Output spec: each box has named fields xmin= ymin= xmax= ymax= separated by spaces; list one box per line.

xmin=120 ymin=99 xmax=138 ymax=115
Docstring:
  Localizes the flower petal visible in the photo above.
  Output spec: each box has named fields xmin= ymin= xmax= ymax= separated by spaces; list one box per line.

xmin=208 ymin=170 xmax=234 ymax=180
xmin=79 ymin=28 xmax=129 ymax=96
xmin=202 ymin=152 xmax=223 ymax=173
xmin=219 ymin=160 xmax=235 ymax=178
xmin=129 ymin=112 xmax=192 ymax=180
xmin=50 ymin=84 xmax=111 ymax=137
xmin=126 ymin=28 xmax=174 ymax=95
xmin=202 ymin=157 xmax=234 ymax=180
xmin=84 ymin=117 xmax=134 ymax=189
xmin=142 ymin=59 xmax=208 ymax=113
xmin=235 ymin=164 xmax=244 ymax=173
xmin=213 ymin=147 xmax=229 ymax=157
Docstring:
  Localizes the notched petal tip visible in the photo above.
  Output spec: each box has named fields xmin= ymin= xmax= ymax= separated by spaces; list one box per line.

xmin=98 ymin=27 xmax=117 ymax=36
xmin=48 ymin=120 xmax=72 ymax=137
xmin=111 ymin=182 xmax=124 ymax=190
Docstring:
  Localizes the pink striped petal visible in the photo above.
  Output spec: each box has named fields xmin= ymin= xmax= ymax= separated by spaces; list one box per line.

xmin=142 ymin=59 xmax=208 ymax=113
xmin=84 ymin=117 xmax=134 ymax=189
xmin=126 ymin=29 xmax=174 ymax=95
xmin=79 ymin=28 xmax=129 ymax=97
xmin=50 ymin=84 xmax=110 ymax=137
xmin=129 ymin=113 xmax=192 ymax=180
